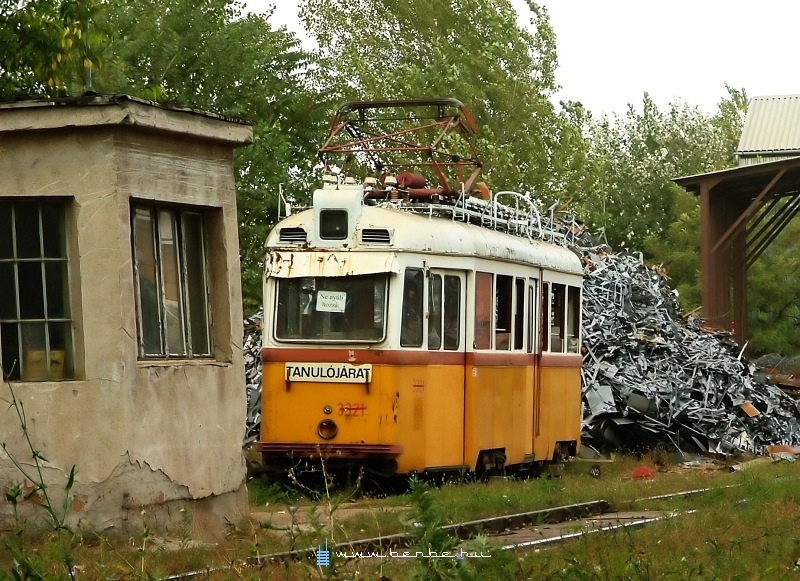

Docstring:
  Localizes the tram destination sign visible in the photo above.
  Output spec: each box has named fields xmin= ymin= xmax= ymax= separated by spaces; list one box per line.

xmin=285 ymin=362 xmax=372 ymax=383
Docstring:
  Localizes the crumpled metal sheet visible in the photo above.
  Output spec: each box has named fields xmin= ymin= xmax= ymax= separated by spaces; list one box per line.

xmin=578 ymin=245 xmax=800 ymax=456
xmin=243 ymin=312 xmax=263 ymax=445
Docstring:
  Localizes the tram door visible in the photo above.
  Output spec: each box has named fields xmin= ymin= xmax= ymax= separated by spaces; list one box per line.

xmin=425 ymin=269 xmax=467 ymax=468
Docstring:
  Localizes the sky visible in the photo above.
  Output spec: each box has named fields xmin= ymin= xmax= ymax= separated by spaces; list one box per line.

xmin=244 ymin=0 xmax=800 ymax=117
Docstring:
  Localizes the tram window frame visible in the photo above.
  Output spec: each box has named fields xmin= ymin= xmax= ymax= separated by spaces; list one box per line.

xmin=526 ymin=279 xmax=538 ymax=354
xmin=427 ymin=273 xmax=462 ymax=351
xmin=495 ymin=274 xmax=512 ymax=351
xmin=274 ymin=274 xmax=387 ymax=343
xmin=514 ymin=278 xmax=525 ymax=350
xmin=566 ymin=285 xmax=581 ymax=353
xmin=443 ymin=275 xmax=461 ymax=350
xmin=401 ymin=268 xmax=424 ymax=347
xmin=427 ymin=273 xmax=443 ymax=350
xmin=474 ymin=271 xmax=492 ymax=349
xmin=549 ymin=283 xmax=566 ymax=353
xmin=541 ymin=282 xmax=549 ymax=351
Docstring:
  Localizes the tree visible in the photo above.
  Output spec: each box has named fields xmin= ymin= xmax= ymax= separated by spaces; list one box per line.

xmin=747 ymin=220 xmax=800 ymax=356
xmin=577 ymin=87 xmax=747 ymax=315
xmin=0 ymin=0 xmax=103 ymax=99
xmin=579 ymin=93 xmax=734 ymax=251
xmin=95 ymin=0 xmax=330 ymax=311
xmin=299 ymin=0 xmax=586 ymax=204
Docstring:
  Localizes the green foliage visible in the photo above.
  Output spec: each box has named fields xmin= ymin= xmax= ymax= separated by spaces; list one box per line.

xmin=94 ymin=0 xmax=331 ymax=311
xmin=642 ymin=185 xmax=702 ymax=312
xmin=299 ymin=0 xmax=583 ymax=205
xmin=579 ymin=91 xmax=739 ymax=252
xmin=0 ymin=0 xmax=104 ymax=99
xmin=407 ymin=477 xmax=465 ymax=580
xmin=746 ymin=219 xmax=800 ymax=356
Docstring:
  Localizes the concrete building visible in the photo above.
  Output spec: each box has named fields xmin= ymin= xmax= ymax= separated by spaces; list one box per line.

xmin=0 ymin=94 xmax=252 ymax=537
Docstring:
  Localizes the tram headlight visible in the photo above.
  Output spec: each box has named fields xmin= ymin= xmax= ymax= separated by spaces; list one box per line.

xmin=317 ymin=419 xmax=338 ymax=440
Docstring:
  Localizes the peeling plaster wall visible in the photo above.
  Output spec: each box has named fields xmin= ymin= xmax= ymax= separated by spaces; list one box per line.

xmin=0 ymin=102 xmax=250 ymax=533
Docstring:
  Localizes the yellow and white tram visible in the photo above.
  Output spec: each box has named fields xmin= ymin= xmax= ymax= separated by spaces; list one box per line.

xmin=257 ymin=181 xmax=583 ymax=476
xmin=257 ymin=98 xmax=583 ymax=477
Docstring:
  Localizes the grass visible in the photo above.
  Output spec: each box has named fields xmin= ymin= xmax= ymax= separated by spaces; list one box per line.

xmin=3 ymin=452 xmax=800 ymax=579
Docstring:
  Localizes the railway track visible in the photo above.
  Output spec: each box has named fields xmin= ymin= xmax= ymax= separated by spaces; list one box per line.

xmin=161 ymin=488 xmax=723 ymax=580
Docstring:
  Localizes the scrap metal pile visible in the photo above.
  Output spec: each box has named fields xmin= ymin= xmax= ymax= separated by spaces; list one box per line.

xmin=244 ymin=312 xmax=263 ymax=444
xmin=577 ymin=243 xmax=800 ymax=456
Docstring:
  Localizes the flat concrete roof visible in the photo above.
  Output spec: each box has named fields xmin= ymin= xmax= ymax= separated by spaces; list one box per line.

xmin=0 ymin=93 xmax=253 ymax=145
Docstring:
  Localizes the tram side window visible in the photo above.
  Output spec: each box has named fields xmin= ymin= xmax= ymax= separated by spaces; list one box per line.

xmin=495 ymin=274 xmax=512 ymax=351
xmin=567 ymin=286 xmax=581 ymax=353
xmin=401 ymin=268 xmax=424 ymax=347
xmin=428 ymin=274 xmax=442 ymax=349
xmin=550 ymin=283 xmax=566 ymax=353
xmin=541 ymin=282 xmax=549 ymax=351
xmin=474 ymin=272 xmax=492 ymax=349
xmin=514 ymin=278 xmax=525 ymax=350
xmin=443 ymin=275 xmax=461 ymax=350
xmin=526 ymin=279 xmax=539 ymax=353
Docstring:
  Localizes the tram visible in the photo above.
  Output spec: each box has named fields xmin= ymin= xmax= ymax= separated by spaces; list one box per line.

xmin=257 ymin=99 xmax=583 ymax=477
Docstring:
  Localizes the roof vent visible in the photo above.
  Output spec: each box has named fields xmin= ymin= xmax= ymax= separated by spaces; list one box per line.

xmin=279 ymin=227 xmax=307 ymax=243
xmin=360 ymin=228 xmax=392 ymax=244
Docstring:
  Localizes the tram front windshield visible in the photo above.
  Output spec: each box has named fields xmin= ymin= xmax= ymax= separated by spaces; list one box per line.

xmin=274 ymin=274 xmax=387 ymax=342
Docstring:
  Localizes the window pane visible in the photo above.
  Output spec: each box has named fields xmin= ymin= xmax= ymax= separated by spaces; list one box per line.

xmin=427 ymin=274 xmax=442 ymax=350
xmin=567 ymin=286 xmax=581 ymax=353
xmin=514 ymin=278 xmax=525 ymax=350
xmin=20 ymin=322 xmax=47 ymax=380
xmin=0 ymin=203 xmax=13 ymax=258
xmin=495 ymin=275 xmax=512 ymax=351
xmin=550 ymin=283 xmax=566 ymax=353
xmin=542 ymin=282 xmax=550 ymax=351
xmin=1 ymin=200 xmax=74 ymax=381
xmin=14 ymin=203 xmax=41 ymax=258
xmin=48 ymin=321 xmax=72 ymax=379
xmin=133 ymin=207 xmax=163 ymax=355
xmin=182 ymin=213 xmax=210 ymax=355
xmin=45 ymin=262 xmax=68 ymax=318
xmin=275 ymin=274 xmax=387 ymax=342
xmin=1 ymin=322 xmax=20 ymax=380
xmin=443 ymin=275 xmax=460 ymax=350
xmin=400 ymin=269 xmax=423 ymax=347
xmin=474 ymin=272 xmax=492 ymax=349
xmin=17 ymin=262 xmax=45 ymax=319
xmin=319 ymin=209 xmax=348 ymax=240
xmin=41 ymin=202 xmax=65 ymax=258
xmin=527 ymin=281 xmax=537 ymax=354
xmin=158 ymin=211 xmax=186 ymax=356
xmin=0 ymin=263 xmax=17 ymax=319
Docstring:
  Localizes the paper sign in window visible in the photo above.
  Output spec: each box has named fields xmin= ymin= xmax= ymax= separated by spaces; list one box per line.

xmin=316 ymin=291 xmax=346 ymax=313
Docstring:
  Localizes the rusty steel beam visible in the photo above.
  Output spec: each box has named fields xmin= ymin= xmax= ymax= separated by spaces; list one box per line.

xmin=700 ymin=181 xmax=733 ymax=331
xmin=747 ymin=196 xmax=800 ymax=268
xmin=710 ymin=168 xmax=786 ymax=255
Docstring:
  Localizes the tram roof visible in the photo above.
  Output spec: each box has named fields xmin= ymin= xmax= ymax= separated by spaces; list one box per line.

xmin=265 ymin=204 xmax=583 ymax=277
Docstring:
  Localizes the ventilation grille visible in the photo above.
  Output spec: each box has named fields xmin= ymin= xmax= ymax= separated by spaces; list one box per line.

xmin=360 ymin=228 xmax=392 ymax=244
xmin=279 ymin=227 xmax=307 ymax=242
